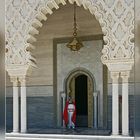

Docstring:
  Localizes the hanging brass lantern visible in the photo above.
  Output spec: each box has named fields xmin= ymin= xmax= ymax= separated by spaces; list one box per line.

xmin=67 ymin=2 xmax=83 ymax=51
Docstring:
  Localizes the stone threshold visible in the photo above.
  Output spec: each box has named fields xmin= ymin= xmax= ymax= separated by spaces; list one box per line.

xmin=6 ymin=133 xmax=134 ymax=140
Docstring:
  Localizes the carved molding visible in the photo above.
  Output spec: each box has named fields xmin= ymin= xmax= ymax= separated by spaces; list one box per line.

xmin=6 ymin=64 xmax=33 ymax=78
xmin=6 ymin=0 xmax=134 ymax=71
xmin=106 ymin=60 xmax=134 ymax=72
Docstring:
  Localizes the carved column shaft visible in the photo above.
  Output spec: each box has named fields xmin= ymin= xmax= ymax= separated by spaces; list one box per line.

xmin=121 ymin=71 xmax=130 ymax=136
xmin=10 ymin=76 xmax=19 ymax=133
xmin=111 ymin=72 xmax=119 ymax=135
xmin=93 ymin=92 xmax=98 ymax=129
xmin=19 ymin=76 xmax=27 ymax=133
xmin=61 ymin=92 xmax=66 ymax=127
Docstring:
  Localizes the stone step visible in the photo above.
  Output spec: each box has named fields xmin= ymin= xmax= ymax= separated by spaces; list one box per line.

xmin=6 ymin=133 xmax=134 ymax=140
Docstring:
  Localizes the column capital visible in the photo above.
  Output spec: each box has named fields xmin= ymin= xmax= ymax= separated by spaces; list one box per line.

xmin=120 ymin=71 xmax=130 ymax=83
xmin=93 ymin=91 xmax=98 ymax=97
xmin=18 ymin=76 xmax=28 ymax=86
xmin=106 ymin=61 xmax=133 ymax=72
xmin=10 ymin=76 xmax=18 ymax=86
xmin=110 ymin=72 xmax=120 ymax=84
xmin=60 ymin=92 xmax=66 ymax=98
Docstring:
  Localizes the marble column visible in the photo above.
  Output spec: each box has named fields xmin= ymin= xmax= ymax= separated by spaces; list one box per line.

xmin=93 ymin=92 xmax=98 ymax=129
xmin=11 ymin=77 xmax=19 ymax=133
xmin=111 ymin=72 xmax=119 ymax=135
xmin=19 ymin=76 xmax=27 ymax=133
xmin=61 ymin=92 xmax=66 ymax=127
xmin=121 ymin=71 xmax=130 ymax=136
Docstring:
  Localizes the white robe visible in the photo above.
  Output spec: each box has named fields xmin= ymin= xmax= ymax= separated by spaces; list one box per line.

xmin=67 ymin=103 xmax=75 ymax=128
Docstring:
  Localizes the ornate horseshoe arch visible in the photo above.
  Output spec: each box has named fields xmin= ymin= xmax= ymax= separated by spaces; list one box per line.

xmin=25 ymin=0 xmax=109 ymax=64
xmin=6 ymin=0 xmax=113 ymax=68
xmin=6 ymin=0 xmax=134 ymax=71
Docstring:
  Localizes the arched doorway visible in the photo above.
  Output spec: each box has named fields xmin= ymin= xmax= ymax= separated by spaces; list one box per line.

xmin=75 ymin=74 xmax=88 ymax=127
xmin=66 ymin=69 xmax=94 ymax=128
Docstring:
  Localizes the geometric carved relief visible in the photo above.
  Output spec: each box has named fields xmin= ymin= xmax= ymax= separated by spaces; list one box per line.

xmin=114 ymin=24 xmax=125 ymax=41
xmin=113 ymin=0 xmax=125 ymax=18
xmin=104 ymin=0 xmax=115 ymax=8
xmin=124 ymin=0 xmax=133 ymax=6
xmin=103 ymin=0 xmax=134 ymax=62
xmin=6 ymin=0 xmax=134 ymax=70
xmin=107 ymin=13 xmax=115 ymax=28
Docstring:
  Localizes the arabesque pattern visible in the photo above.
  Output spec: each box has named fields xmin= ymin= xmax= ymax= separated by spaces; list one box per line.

xmin=6 ymin=0 xmax=134 ymax=69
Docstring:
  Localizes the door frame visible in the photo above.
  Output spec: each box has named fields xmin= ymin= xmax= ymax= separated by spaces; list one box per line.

xmin=64 ymin=68 xmax=96 ymax=127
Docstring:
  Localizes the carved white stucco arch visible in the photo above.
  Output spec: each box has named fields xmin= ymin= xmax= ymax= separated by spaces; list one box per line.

xmin=6 ymin=0 xmax=134 ymax=75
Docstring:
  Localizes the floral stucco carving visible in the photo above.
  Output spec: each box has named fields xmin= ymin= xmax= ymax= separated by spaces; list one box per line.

xmin=6 ymin=0 xmax=134 ymax=72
